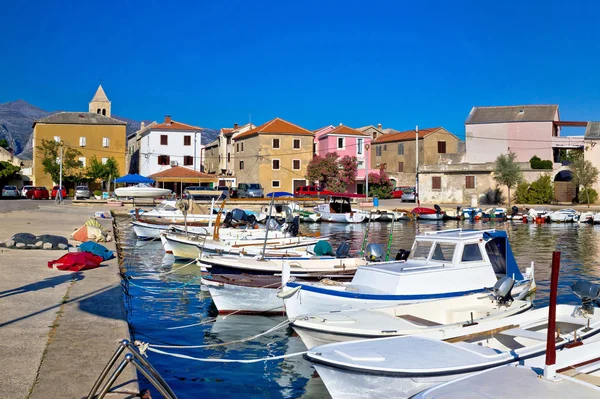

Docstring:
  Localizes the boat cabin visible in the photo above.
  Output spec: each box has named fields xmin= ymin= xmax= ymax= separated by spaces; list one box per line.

xmin=314 ymin=195 xmax=354 ymax=214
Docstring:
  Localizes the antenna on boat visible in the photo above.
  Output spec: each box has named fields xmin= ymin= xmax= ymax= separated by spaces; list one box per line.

xmin=543 ymin=251 xmax=561 ymax=380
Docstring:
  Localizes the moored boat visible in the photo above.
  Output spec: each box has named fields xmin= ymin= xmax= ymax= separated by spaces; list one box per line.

xmin=314 ymin=195 xmax=366 ymax=223
xmin=411 ymin=205 xmax=444 ymax=220
xmin=115 ymin=183 xmax=172 ymax=198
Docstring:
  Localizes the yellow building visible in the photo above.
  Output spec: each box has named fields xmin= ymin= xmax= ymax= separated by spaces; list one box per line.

xmin=233 ymin=118 xmax=314 ymax=193
xmin=32 ymin=86 xmax=127 ymax=188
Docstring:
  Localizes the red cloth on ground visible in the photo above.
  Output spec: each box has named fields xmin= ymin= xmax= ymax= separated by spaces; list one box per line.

xmin=48 ymin=252 xmax=103 ymax=271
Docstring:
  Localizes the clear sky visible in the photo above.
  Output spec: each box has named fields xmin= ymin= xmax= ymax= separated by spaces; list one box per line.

xmin=1 ymin=0 xmax=599 ymax=137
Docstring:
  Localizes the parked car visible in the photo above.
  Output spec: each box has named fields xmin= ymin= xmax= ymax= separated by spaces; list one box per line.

xmin=400 ymin=187 xmax=417 ymax=202
xmin=229 ymin=186 xmax=238 ymax=198
xmin=21 ymin=185 xmax=35 ymax=198
xmin=294 ymin=185 xmax=332 ymax=198
xmin=216 ymin=186 xmax=230 ymax=200
xmin=51 ymin=185 xmax=67 ymax=200
xmin=392 ymin=187 xmax=404 ymax=199
xmin=27 ymin=187 xmax=50 ymax=200
xmin=75 ymin=186 xmax=91 ymax=200
xmin=237 ymin=183 xmax=264 ymax=198
xmin=2 ymin=185 xmax=20 ymax=198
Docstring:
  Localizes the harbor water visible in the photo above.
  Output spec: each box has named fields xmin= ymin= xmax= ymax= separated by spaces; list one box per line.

xmin=121 ymin=220 xmax=600 ymax=398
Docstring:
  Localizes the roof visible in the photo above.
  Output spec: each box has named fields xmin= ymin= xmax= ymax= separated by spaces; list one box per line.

xmin=321 ymin=125 xmax=369 ymax=137
xmin=465 ymin=105 xmax=559 ymax=124
xmin=314 ymin=125 xmax=335 ymax=133
xmin=373 ymin=127 xmax=444 ymax=144
xmin=127 ymin=121 xmax=158 ymax=140
xmin=234 ymin=118 xmax=313 ymax=140
xmin=149 ymin=166 xmax=216 ymax=179
xmin=90 ymin=85 xmax=109 ymax=102
xmin=151 ymin=120 xmax=202 ymax=131
xmin=585 ymin=122 xmax=600 ymax=139
xmin=33 ymin=112 xmax=127 ymax=127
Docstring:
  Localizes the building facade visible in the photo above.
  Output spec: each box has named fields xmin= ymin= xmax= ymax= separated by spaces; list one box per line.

xmin=218 ymin=123 xmax=255 ymax=176
xmin=88 ymin=85 xmax=112 ymax=117
xmin=314 ymin=124 xmax=371 ymax=194
xmin=126 ymin=121 xmax=157 ymax=174
xmin=138 ymin=116 xmax=203 ymax=177
xmin=371 ymin=127 xmax=461 ymax=187
xmin=233 ymin=118 xmax=314 ymax=193
xmin=203 ymin=139 xmax=220 ymax=175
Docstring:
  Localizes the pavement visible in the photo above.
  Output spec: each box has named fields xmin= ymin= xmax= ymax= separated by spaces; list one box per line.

xmin=0 ymin=199 xmax=138 ymax=399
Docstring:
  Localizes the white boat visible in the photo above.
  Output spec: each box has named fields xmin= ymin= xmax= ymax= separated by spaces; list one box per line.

xmin=414 ymin=342 xmax=600 ymax=398
xmin=291 ymin=278 xmax=533 ymax=348
xmin=132 ymin=220 xmax=170 ymax=239
xmin=594 ymin=213 xmax=600 ymax=224
xmin=314 ymin=196 xmax=366 ymax=223
xmin=115 ymin=183 xmax=172 ymax=198
xmin=548 ymin=208 xmax=580 ymax=223
xmin=580 ymin=211 xmax=595 ymax=224
xmin=305 ymin=303 xmax=600 ymax=399
xmin=412 ymin=206 xmax=444 ymax=220
xmin=282 ymin=229 xmax=535 ymax=318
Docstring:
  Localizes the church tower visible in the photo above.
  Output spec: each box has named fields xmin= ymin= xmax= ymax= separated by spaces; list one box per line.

xmin=89 ymin=85 xmax=111 ymax=117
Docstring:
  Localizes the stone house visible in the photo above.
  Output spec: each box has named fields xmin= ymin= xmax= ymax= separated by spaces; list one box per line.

xmin=584 ymin=122 xmax=600 ymax=195
xmin=233 ymin=118 xmax=314 ymax=193
xmin=202 ymin=138 xmax=220 ymax=175
xmin=218 ymin=123 xmax=255 ymax=176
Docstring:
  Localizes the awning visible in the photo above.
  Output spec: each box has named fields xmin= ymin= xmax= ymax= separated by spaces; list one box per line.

xmin=114 ymin=173 xmax=154 ymax=184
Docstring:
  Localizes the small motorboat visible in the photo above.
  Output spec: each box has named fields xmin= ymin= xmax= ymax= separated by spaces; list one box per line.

xmin=548 ymin=208 xmax=580 ymax=223
xmin=114 ymin=183 xmax=172 ymax=198
xmin=411 ymin=205 xmax=444 ymax=220
xmin=481 ymin=207 xmax=507 ymax=222
xmin=314 ymin=195 xmax=366 ymax=223
xmin=594 ymin=213 xmax=600 ymax=224
xmin=460 ymin=207 xmax=482 ymax=221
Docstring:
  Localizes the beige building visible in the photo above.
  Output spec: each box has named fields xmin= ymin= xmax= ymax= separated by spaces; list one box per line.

xmin=32 ymin=86 xmax=127 ymax=188
xmin=218 ymin=123 xmax=255 ymax=175
xmin=89 ymin=85 xmax=111 ymax=117
xmin=584 ymin=122 xmax=600 ymax=195
xmin=233 ymin=118 xmax=314 ymax=193
xmin=203 ymin=139 xmax=220 ymax=175
xmin=371 ymin=127 xmax=462 ymax=186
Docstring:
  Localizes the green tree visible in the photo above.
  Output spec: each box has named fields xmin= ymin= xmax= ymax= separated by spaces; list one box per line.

xmin=36 ymin=139 xmax=84 ymax=184
xmin=494 ymin=152 xmax=523 ymax=206
xmin=87 ymin=156 xmax=120 ymax=191
xmin=0 ymin=161 xmax=20 ymax=186
xmin=569 ymin=154 xmax=599 ymax=207
xmin=368 ymin=171 xmax=393 ymax=199
xmin=0 ymin=138 xmax=10 ymax=150
xmin=527 ymin=174 xmax=554 ymax=204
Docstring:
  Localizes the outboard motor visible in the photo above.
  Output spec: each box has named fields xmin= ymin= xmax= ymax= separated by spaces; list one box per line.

xmin=395 ymin=249 xmax=410 ymax=261
xmin=434 ymin=204 xmax=442 ymax=214
xmin=222 ymin=212 xmax=234 ymax=228
xmin=492 ymin=276 xmax=514 ymax=305
xmin=511 ymin=206 xmax=519 ymax=217
xmin=336 ymin=241 xmax=351 ymax=258
xmin=285 ymin=216 xmax=300 ymax=237
xmin=572 ymin=281 xmax=600 ymax=315
xmin=231 ymin=208 xmax=248 ymax=222
xmin=365 ymin=243 xmax=385 ymax=262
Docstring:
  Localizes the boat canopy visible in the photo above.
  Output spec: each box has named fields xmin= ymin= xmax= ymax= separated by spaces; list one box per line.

xmin=483 ymin=231 xmax=524 ymax=280
xmin=114 ymin=173 xmax=155 ymax=184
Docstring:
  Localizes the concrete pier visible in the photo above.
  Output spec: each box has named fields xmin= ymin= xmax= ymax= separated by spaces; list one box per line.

xmin=0 ymin=200 xmax=137 ymax=398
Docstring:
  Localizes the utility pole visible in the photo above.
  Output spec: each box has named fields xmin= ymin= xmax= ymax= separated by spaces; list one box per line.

xmin=415 ymin=126 xmax=419 ymax=206
xmin=56 ymin=141 xmax=64 ymax=204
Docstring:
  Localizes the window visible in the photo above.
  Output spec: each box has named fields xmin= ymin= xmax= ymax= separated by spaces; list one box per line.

xmin=102 ymin=137 xmax=110 ymax=147
xmin=236 ymin=143 xmax=239 ymax=152
xmin=241 ymin=142 xmax=244 ymax=152
xmin=397 ymin=162 xmax=404 ymax=172
xmin=410 ymin=241 xmax=433 ymax=260
xmin=376 ymin=146 xmax=382 ymax=157
xmin=272 ymin=159 xmax=280 ymax=170
xmin=239 ymin=160 xmax=244 ymax=170
xmin=79 ymin=137 xmax=86 ymax=147
xmin=293 ymin=159 xmax=301 ymax=170
xmin=160 ymin=135 xmax=168 ymax=145
xmin=384 ymin=144 xmax=387 ymax=150
xmin=461 ymin=243 xmax=483 ymax=262
xmin=398 ymin=143 xmax=404 ymax=155
xmin=337 ymin=137 xmax=344 ymax=149
xmin=431 ymin=243 xmax=456 ymax=262
xmin=313 ymin=143 xmax=317 ymax=155
xmin=227 ymin=153 xmax=230 ymax=162
xmin=437 ymin=141 xmax=446 ymax=154
xmin=272 ymin=180 xmax=280 ymax=188
xmin=465 ymin=176 xmax=475 ymax=189
xmin=432 ymin=176 xmax=442 ymax=190
xmin=158 ymin=155 xmax=170 ymax=165
xmin=78 ymin=157 xmax=86 ymax=167
xmin=357 ymin=138 xmax=363 ymax=154
xmin=184 ymin=156 xmax=193 ymax=166
xmin=184 ymin=136 xmax=191 ymax=146
xmin=293 ymin=139 xmax=301 ymax=149
xmin=272 ymin=139 xmax=280 ymax=149
xmin=102 ymin=109 xmax=106 ymax=116
xmin=102 ymin=158 xmax=108 ymax=164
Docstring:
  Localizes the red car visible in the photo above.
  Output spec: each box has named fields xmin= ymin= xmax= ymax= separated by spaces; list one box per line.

xmin=27 ymin=187 xmax=50 ymax=200
xmin=392 ymin=187 xmax=404 ymax=198
xmin=51 ymin=185 xmax=67 ymax=199
xmin=294 ymin=185 xmax=332 ymax=198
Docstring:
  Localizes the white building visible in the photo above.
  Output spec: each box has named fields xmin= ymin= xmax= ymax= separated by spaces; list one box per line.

xmin=138 ymin=116 xmax=204 ymax=177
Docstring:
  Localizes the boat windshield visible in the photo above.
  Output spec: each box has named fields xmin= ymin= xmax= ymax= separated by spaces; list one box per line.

xmin=430 ymin=242 xmax=456 ymax=263
xmin=409 ymin=241 xmax=433 ymax=260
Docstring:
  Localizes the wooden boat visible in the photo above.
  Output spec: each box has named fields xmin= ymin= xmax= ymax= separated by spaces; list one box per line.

xmin=305 ymin=303 xmax=600 ymax=399
xmin=282 ymin=229 xmax=535 ymax=318
xmin=115 ymin=183 xmax=172 ymax=198
xmin=314 ymin=195 xmax=366 ymax=223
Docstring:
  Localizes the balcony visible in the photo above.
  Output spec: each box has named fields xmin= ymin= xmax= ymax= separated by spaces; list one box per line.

xmin=552 ymin=136 xmax=585 ymax=149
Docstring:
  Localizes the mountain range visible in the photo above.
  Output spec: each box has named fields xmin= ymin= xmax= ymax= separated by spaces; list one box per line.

xmin=0 ymin=100 xmax=219 ymax=159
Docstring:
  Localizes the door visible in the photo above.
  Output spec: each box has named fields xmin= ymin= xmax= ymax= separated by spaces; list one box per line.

xmin=293 ymin=179 xmax=307 ymax=193
xmin=357 ymin=183 xmax=364 ymax=194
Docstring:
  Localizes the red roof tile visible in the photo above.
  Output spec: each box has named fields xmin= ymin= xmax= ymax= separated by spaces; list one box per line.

xmin=149 ymin=166 xmax=215 ymax=179
xmin=325 ymin=125 xmax=370 ymax=137
xmin=234 ymin=118 xmax=313 ymax=140
xmin=152 ymin=118 xmax=202 ymax=131
xmin=373 ymin=127 xmax=442 ymax=144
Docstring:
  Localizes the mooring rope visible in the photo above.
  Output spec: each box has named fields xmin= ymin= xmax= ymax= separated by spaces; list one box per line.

xmin=157 ymin=258 xmax=197 ymax=276
xmin=140 ymin=346 xmax=307 ymax=364
xmin=125 ymin=275 xmax=202 ymax=293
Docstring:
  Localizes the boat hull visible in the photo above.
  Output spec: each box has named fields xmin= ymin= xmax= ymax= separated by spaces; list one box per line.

xmin=416 ymin=213 xmax=444 ymax=220
xmin=115 ymin=187 xmax=172 ymax=198
xmin=202 ymin=278 xmax=285 ymax=315
xmin=132 ymin=221 xmax=168 ymax=239
xmin=319 ymin=212 xmax=366 ymax=223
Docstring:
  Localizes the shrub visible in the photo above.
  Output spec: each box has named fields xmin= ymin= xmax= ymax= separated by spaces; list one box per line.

xmin=527 ymin=174 xmax=554 ymax=204
xmin=480 ymin=187 xmax=505 ymax=205
xmin=369 ymin=185 xmax=392 ymax=199
xmin=93 ymin=190 xmax=102 ymax=197
xmin=578 ymin=188 xmax=598 ymax=205
xmin=529 ymin=156 xmax=553 ymax=170
xmin=514 ymin=182 xmax=531 ymax=204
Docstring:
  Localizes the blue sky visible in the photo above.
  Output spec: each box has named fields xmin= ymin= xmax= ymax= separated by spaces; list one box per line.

xmin=1 ymin=0 xmax=599 ymax=138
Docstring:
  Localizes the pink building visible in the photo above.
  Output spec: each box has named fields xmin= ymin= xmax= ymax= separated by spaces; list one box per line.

xmin=465 ymin=105 xmax=560 ymax=163
xmin=314 ymin=124 xmax=371 ymax=194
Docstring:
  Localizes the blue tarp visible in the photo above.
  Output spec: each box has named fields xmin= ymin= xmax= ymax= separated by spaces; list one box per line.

xmin=483 ymin=231 xmax=524 ymax=280
xmin=266 ymin=192 xmax=295 ymax=198
xmin=113 ymin=174 xmax=154 ymax=184
xmin=79 ymin=241 xmax=114 ymax=261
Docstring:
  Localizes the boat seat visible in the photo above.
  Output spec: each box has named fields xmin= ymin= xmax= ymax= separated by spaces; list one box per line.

xmin=500 ymin=327 xmax=548 ymax=341
xmin=396 ymin=314 xmax=442 ymax=327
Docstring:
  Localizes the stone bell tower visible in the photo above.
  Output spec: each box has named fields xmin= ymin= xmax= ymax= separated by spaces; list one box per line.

xmin=89 ymin=85 xmax=111 ymax=117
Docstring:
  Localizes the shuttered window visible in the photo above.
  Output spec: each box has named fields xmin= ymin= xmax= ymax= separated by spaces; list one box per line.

xmin=397 ymin=162 xmax=404 ymax=172
xmin=293 ymin=160 xmax=301 ymax=170
xmin=272 ymin=159 xmax=280 ymax=170
xmin=432 ymin=176 xmax=442 ymax=190
xmin=184 ymin=136 xmax=191 ymax=146
xmin=465 ymin=176 xmax=475 ymax=189
xmin=437 ymin=141 xmax=446 ymax=153
xmin=398 ymin=143 xmax=404 ymax=155
xmin=158 ymin=155 xmax=170 ymax=165
xmin=161 ymin=135 xmax=168 ymax=145
xmin=184 ymin=156 xmax=193 ymax=166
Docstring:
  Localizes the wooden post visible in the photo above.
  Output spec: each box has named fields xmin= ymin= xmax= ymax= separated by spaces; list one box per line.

xmin=544 ymin=251 xmax=561 ymax=380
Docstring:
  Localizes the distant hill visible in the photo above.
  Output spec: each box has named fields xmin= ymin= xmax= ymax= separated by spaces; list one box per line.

xmin=0 ymin=100 xmax=220 ymax=159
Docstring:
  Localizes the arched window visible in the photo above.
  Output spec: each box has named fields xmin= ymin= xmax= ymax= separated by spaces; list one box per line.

xmin=102 ymin=109 xmax=106 ymax=116
xmin=97 ymin=108 xmax=101 ymax=114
